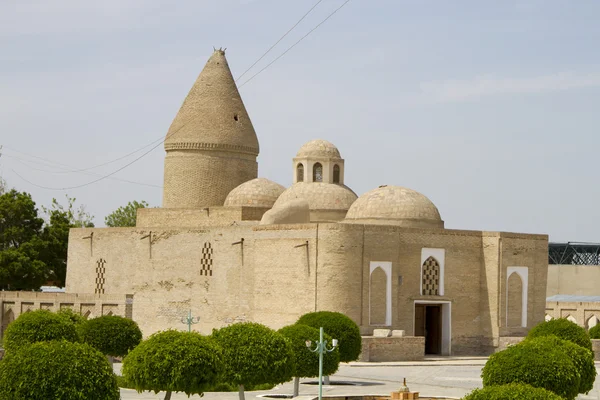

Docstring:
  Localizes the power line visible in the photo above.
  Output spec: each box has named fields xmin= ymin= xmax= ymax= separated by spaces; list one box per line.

xmin=10 ymin=0 xmax=353 ymax=191
xmin=235 ymin=0 xmax=325 ymax=82
xmin=239 ymin=0 xmax=352 ymax=89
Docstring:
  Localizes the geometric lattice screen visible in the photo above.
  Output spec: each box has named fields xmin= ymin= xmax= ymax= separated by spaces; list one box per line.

xmin=422 ymin=256 xmax=440 ymax=296
xmin=200 ymin=242 xmax=213 ymax=277
xmin=95 ymin=258 xmax=106 ymax=294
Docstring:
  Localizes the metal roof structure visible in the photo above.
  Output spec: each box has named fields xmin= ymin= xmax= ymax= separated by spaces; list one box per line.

xmin=547 ymin=295 xmax=600 ymax=302
xmin=548 ymin=242 xmax=600 ymax=265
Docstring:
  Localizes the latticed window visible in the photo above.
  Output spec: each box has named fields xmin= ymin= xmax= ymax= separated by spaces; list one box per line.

xmin=200 ymin=242 xmax=214 ymax=276
xmin=313 ymin=163 xmax=323 ymax=182
xmin=333 ymin=164 xmax=340 ymax=183
xmin=297 ymin=163 xmax=304 ymax=182
xmin=422 ymin=256 xmax=440 ymax=296
xmin=95 ymin=258 xmax=106 ymax=294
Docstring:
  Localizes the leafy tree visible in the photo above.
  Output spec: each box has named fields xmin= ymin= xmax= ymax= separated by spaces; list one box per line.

xmin=0 ymin=341 xmax=119 ymax=400
xmin=482 ymin=336 xmax=581 ymax=400
xmin=462 ymin=383 xmax=564 ymax=400
xmin=526 ymin=317 xmax=592 ymax=351
xmin=79 ymin=315 xmax=142 ymax=358
xmin=589 ymin=323 xmax=600 ymax=339
xmin=212 ymin=322 xmax=295 ymax=400
xmin=0 ymin=190 xmax=49 ymax=290
xmin=0 ymin=176 xmax=6 ymax=195
xmin=279 ymin=324 xmax=340 ymax=396
xmin=3 ymin=309 xmax=79 ymax=353
xmin=105 ymin=200 xmax=148 ymax=227
xmin=123 ymin=330 xmax=224 ymax=400
xmin=296 ymin=311 xmax=362 ymax=362
xmin=56 ymin=308 xmax=86 ymax=327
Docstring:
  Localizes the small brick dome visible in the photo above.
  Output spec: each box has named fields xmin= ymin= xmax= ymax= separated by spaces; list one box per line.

xmin=224 ymin=178 xmax=285 ymax=208
xmin=273 ymin=183 xmax=357 ymax=212
xmin=296 ymin=140 xmax=341 ymax=159
xmin=344 ymin=186 xmax=444 ymax=228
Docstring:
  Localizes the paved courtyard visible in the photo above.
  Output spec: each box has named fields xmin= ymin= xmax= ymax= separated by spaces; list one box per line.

xmin=115 ymin=358 xmax=600 ymax=400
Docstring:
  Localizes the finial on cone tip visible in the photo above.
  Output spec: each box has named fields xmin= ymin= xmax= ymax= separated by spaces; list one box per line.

xmin=213 ymin=46 xmax=227 ymax=55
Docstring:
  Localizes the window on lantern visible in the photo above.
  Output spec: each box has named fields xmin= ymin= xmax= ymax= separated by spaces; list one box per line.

xmin=333 ymin=164 xmax=340 ymax=183
xmin=297 ymin=163 xmax=304 ymax=182
xmin=313 ymin=163 xmax=323 ymax=182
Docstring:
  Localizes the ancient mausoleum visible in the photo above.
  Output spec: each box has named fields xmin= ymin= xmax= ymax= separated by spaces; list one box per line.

xmin=0 ymin=49 xmax=549 ymax=357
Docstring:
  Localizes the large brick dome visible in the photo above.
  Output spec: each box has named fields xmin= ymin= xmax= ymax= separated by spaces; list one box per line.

xmin=344 ymin=185 xmax=444 ymax=228
xmin=296 ymin=139 xmax=341 ymax=159
xmin=224 ymin=178 xmax=285 ymax=208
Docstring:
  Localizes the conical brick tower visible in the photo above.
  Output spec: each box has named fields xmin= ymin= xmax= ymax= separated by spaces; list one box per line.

xmin=162 ymin=49 xmax=260 ymax=208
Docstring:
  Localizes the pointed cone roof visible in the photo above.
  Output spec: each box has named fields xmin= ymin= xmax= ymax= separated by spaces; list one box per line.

xmin=164 ymin=49 xmax=259 ymax=155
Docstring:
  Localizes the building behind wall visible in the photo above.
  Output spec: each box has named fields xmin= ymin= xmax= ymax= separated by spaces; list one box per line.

xmin=1 ymin=49 xmax=550 ymax=356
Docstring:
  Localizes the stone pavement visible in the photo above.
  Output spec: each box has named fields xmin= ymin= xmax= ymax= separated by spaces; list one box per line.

xmin=115 ymin=358 xmax=600 ymax=400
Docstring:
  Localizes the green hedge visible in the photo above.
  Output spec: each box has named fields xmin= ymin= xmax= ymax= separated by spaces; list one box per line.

xmin=296 ymin=311 xmax=361 ymax=362
xmin=527 ymin=318 xmax=592 ymax=350
xmin=589 ymin=324 xmax=600 ymax=339
xmin=211 ymin=322 xmax=294 ymax=388
xmin=122 ymin=330 xmax=224 ymax=397
xmin=482 ymin=337 xmax=580 ymax=400
xmin=0 ymin=341 xmax=119 ymax=400
xmin=462 ymin=383 xmax=564 ymax=400
xmin=79 ymin=315 xmax=142 ymax=357
xmin=278 ymin=324 xmax=340 ymax=378
xmin=3 ymin=310 xmax=78 ymax=353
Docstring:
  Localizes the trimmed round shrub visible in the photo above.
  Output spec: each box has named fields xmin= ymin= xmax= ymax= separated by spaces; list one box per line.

xmin=122 ymin=330 xmax=224 ymax=398
xmin=212 ymin=322 xmax=294 ymax=388
xmin=462 ymin=383 xmax=564 ymax=400
xmin=296 ymin=311 xmax=361 ymax=362
xmin=56 ymin=308 xmax=85 ymax=326
xmin=589 ymin=324 xmax=600 ymax=339
xmin=527 ymin=317 xmax=592 ymax=350
xmin=482 ymin=337 xmax=580 ymax=400
xmin=0 ymin=341 xmax=119 ymax=400
xmin=79 ymin=315 xmax=142 ymax=357
xmin=278 ymin=324 xmax=340 ymax=378
xmin=3 ymin=309 xmax=78 ymax=353
xmin=524 ymin=335 xmax=596 ymax=394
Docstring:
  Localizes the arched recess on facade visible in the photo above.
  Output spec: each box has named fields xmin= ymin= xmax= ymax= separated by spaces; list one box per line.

xmin=587 ymin=315 xmax=599 ymax=330
xmin=566 ymin=314 xmax=577 ymax=324
xmin=1 ymin=308 xmax=15 ymax=337
xmin=333 ymin=164 xmax=340 ymax=183
xmin=369 ymin=262 xmax=392 ymax=326
xmin=83 ymin=310 xmax=93 ymax=320
xmin=296 ymin=163 xmax=304 ymax=182
xmin=545 ymin=313 xmax=553 ymax=322
xmin=506 ymin=272 xmax=523 ymax=327
xmin=313 ymin=163 xmax=323 ymax=182
xmin=421 ymin=256 xmax=440 ymax=296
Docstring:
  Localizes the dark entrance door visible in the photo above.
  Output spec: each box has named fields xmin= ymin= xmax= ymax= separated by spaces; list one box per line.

xmin=415 ymin=304 xmax=442 ymax=355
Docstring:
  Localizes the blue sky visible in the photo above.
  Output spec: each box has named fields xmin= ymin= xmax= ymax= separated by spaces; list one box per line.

xmin=0 ymin=0 xmax=599 ymax=242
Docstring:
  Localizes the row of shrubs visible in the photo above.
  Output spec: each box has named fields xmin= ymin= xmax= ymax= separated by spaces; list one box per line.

xmin=0 ymin=309 xmax=362 ymax=400
xmin=461 ymin=318 xmax=597 ymax=400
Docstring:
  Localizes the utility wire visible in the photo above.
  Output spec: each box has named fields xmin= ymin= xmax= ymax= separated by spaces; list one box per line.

xmin=11 ymin=0 xmax=353 ymax=191
xmin=239 ymin=0 xmax=352 ymax=89
xmin=235 ymin=0 xmax=325 ymax=82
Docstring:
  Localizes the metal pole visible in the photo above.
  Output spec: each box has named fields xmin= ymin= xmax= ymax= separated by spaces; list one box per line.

xmin=318 ymin=327 xmax=324 ymax=400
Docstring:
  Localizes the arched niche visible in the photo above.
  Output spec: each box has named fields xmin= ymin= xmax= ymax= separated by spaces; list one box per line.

xmin=506 ymin=267 xmax=528 ymax=328
xmin=506 ymin=272 xmax=523 ymax=328
xmin=369 ymin=261 xmax=392 ymax=326
xmin=312 ymin=162 xmax=323 ymax=182
xmin=296 ymin=163 xmax=304 ymax=182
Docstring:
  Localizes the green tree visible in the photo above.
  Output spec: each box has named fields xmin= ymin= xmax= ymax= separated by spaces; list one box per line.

xmin=526 ymin=317 xmax=592 ymax=351
xmin=0 ymin=341 xmax=119 ymax=400
xmin=3 ymin=309 xmax=79 ymax=354
xmin=123 ymin=330 xmax=224 ymax=400
xmin=589 ymin=324 xmax=600 ymax=339
xmin=104 ymin=200 xmax=148 ymax=227
xmin=296 ymin=311 xmax=362 ymax=363
xmin=0 ymin=190 xmax=49 ymax=290
xmin=79 ymin=315 xmax=142 ymax=358
xmin=279 ymin=324 xmax=340 ymax=396
xmin=212 ymin=322 xmax=295 ymax=400
xmin=462 ymin=383 xmax=564 ymax=400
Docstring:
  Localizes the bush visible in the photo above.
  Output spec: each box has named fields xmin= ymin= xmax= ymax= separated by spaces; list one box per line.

xmin=0 ymin=341 xmax=119 ymax=400
xmin=524 ymin=335 xmax=596 ymax=394
xmin=482 ymin=337 xmax=580 ymax=400
xmin=462 ymin=383 xmax=564 ymax=400
xmin=296 ymin=311 xmax=361 ymax=362
xmin=212 ymin=322 xmax=294 ymax=400
xmin=79 ymin=315 xmax=142 ymax=357
xmin=589 ymin=324 xmax=600 ymax=339
xmin=527 ymin=317 xmax=592 ymax=350
xmin=3 ymin=309 xmax=78 ymax=353
xmin=278 ymin=324 xmax=340 ymax=378
xmin=56 ymin=308 xmax=85 ymax=327
xmin=122 ymin=330 xmax=224 ymax=400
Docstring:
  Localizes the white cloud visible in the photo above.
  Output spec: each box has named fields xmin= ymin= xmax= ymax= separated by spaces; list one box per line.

xmin=418 ymin=71 xmax=600 ymax=103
